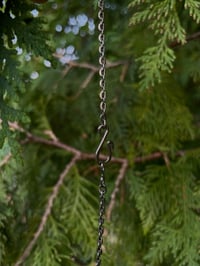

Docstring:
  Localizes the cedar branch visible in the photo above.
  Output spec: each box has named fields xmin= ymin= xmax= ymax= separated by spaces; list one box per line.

xmin=14 ymin=155 xmax=80 ymax=266
xmin=10 ymin=124 xmax=187 ymax=265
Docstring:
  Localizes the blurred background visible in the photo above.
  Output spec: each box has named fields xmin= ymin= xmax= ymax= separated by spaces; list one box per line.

xmin=1 ymin=0 xmax=200 ymax=265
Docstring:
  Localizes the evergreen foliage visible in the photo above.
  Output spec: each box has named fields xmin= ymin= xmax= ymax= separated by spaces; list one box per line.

xmin=0 ymin=0 xmax=51 ymax=150
xmin=129 ymin=0 xmax=200 ymax=88
xmin=1 ymin=0 xmax=200 ymax=265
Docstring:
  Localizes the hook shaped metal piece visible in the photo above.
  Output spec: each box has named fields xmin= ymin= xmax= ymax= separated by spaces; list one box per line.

xmin=96 ymin=127 xmax=114 ymax=165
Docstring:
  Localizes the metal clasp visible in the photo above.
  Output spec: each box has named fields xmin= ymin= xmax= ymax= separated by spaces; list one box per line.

xmin=96 ymin=126 xmax=114 ymax=164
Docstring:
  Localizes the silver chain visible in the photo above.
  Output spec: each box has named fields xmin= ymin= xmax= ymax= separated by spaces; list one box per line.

xmin=96 ymin=0 xmax=113 ymax=265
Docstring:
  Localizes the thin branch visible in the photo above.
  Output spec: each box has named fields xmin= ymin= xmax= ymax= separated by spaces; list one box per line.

xmin=184 ymin=31 xmax=200 ymax=43
xmin=67 ymin=70 xmax=96 ymax=100
xmin=54 ymin=53 xmax=130 ymax=73
xmin=65 ymin=59 xmax=129 ymax=72
xmin=43 ymin=130 xmax=59 ymax=142
xmin=7 ymin=122 xmax=190 ymax=166
xmin=67 ymin=61 xmax=99 ymax=72
xmin=14 ymin=155 xmax=80 ymax=266
xmin=0 ymin=153 xmax=12 ymax=168
xmin=120 ymin=62 xmax=129 ymax=82
xmin=22 ymin=132 xmax=168 ymax=164
xmin=83 ymin=164 xmax=99 ymax=176
xmin=106 ymin=159 xmax=128 ymax=221
xmin=81 ymin=71 xmax=96 ymax=89
xmin=21 ymin=132 xmax=81 ymax=156
xmin=170 ymin=31 xmax=200 ymax=48
xmin=163 ymin=152 xmax=170 ymax=168
xmin=52 ymin=57 xmax=131 ymax=100
xmin=62 ymin=65 xmax=73 ymax=77
xmin=106 ymin=60 xmax=130 ymax=69
xmin=134 ymin=151 xmax=163 ymax=163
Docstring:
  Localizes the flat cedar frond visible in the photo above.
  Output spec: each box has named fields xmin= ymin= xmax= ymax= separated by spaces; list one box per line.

xmin=129 ymin=0 xmax=200 ymax=89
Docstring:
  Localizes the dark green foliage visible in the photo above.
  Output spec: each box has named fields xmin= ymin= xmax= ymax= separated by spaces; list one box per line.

xmin=1 ymin=0 xmax=200 ymax=265
xmin=0 ymin=0 xmax=51 ymax=149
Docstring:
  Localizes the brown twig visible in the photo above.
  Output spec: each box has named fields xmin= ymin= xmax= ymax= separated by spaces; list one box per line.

xmin=52 ymin=57 xmax=131 ymax=100
xmin=170 ymin=31 xmax=200 ymax=48
xmin=83 ymin=164 xmax=99 ymax=176
xmin=134 ymin=151 xmax=163 ymax=163
xmin=14 ymin=155 xmax=80 ymax=266
xmin=23 ymin=133 xmax=81 ymax=156
xmin=54 ymin=54 xmax=130 ymax=75
xmin=61 ymin=59 xmax=129 ymax=72
xmin=106 ymin=159 xmax=128 ymax=221
xmin=62 ymin=65 xmax=73 ymax=77
xmin=81 ymin=71 xmax=96 ymax=89
xmin=22 ymin=132 xmax=170 ymax=164
xmin=120 ymin=62 xmax=129 ymax=82
xmin=66 ymin=61 xmax=99 ymax=72
xmin=67 ymin=70 xmax=96 ymax=100
xmin=0 ymin=153 xmax=12 ymax=168
xmin=163 ymin=152 xmax=170 ymax=168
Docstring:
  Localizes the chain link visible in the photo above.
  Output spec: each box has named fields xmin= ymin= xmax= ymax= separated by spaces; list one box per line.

xmin=96 ymin=163 xmax=106 ymax=266
xmin=96 ymin=0 xmax=113 ymax=265
xmin=98 ymin=0 xmax=107 ymax=133
xmin=96 ymin=0 xmax=113 ymax=166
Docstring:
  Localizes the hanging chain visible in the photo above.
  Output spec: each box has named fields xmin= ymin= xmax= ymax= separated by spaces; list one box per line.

xmin=95 ymin=162 xmax=106 ymax=266
xmin=96 ymin=0 xmax=113 ymax=265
